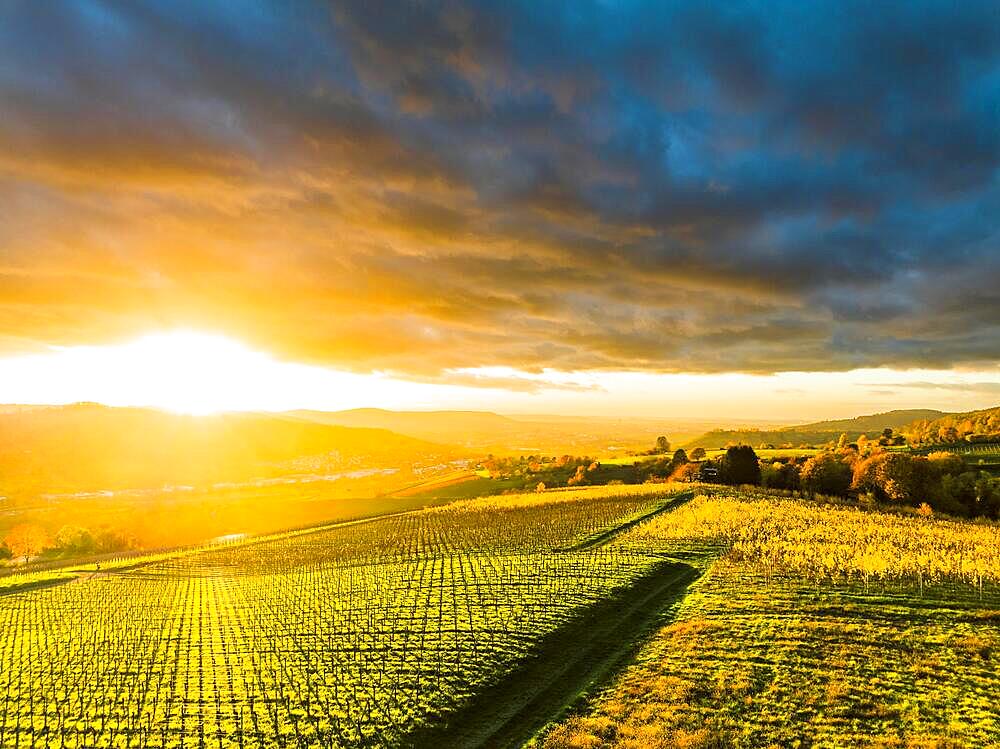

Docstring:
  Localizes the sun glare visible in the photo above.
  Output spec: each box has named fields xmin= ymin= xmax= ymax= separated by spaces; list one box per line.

xmin=59 ymin=331 xmax=279 ymax=414
xmin=105 ymin=332 xmax=274 ymax=414
xmin=0 ymin=329 xmax=473 ymax=415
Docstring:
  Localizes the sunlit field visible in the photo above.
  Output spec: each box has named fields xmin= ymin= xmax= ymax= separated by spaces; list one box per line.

xmin=3 ymin=483 xmax=1000 ymax=747
xmin=542 ymin=491 xmax=1000 ymax=748
xmin=0 ymin=486 xmax=689 ymax=747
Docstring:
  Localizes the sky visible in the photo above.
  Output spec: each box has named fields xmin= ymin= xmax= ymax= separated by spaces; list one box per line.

xmin=1 ymin=1 xmax=999 ymax=419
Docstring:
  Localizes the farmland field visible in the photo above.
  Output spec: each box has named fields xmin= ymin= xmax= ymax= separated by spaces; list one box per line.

xmin=3 ymin=484 xmax=1000 ymax=748
xmin=0 ymin=484 xmax=690 ymax=748
xmin=703 ymin=447 xmax=821 ymax=460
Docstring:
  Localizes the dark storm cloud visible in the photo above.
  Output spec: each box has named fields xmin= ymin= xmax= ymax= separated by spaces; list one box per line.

xmin=1 ymin=0 xmax=999 ymax=374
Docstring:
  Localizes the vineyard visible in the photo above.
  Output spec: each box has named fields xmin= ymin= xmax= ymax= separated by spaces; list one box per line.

xmin=0 ymin=484 xmax=686 ymax=748
xmin=4 ymin=485 xmax=1000 ymax=748
xmin=623 ymin=491 xmax=1000 ymax=593
xmin=542 ymin=490 xmax=1000 ymax=748
xmin=931 ymin=442 xmax=1000 ymax=467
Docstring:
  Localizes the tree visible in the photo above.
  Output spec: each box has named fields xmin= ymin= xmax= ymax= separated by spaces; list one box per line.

xmin=938 ymin=472 xmax=977 ymax=516
xmin=93 ymin=528 xmax=133 ymax=554
xmin=567 ymin=465 xmax=588 ymax=486
xmin=926 ymin=451 xmax=965 ymax=477
xmin=937 ymin=426 xmax=960 ymax=444
xmin=54 ymin=525 xmax=95 ymax=556
xmin=669 ymin=462 xmax=700 ymax=482
xmin=837 ymin=433 xmax=849 ymax=449
xmin=975 ymin=474 xmax=1000 ymax=519
xmin=882 ymin=427 xmax=894 ymax=440
xmin=852 ymin=452 xmax=936 ymax=506
xmin=690 ymin=447 xmax=707 ymax=461
xmin=0 ymin=542 xmax=11 ymax=561
xmin=655 ymin=436 xmax=670 ymax=454
xmin=762 ymin=460 xmax=800 ymax=490
xmin=721 ymin=445 xmax=761 ymax=486
xmin=672 ymin=448 xmax=688 ymax=465
xmin=799 ymin=453 xmax=852 ymax=496
xmin=4 ymin=524 xmax=49 ymax=563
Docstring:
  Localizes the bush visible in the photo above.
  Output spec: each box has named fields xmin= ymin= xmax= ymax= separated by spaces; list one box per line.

xmin=800 ymin=453 xmax=852 ymax=496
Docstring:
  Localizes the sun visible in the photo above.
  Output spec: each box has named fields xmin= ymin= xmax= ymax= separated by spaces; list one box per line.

xmin=66 ymin=330 xmax=277 ymax=415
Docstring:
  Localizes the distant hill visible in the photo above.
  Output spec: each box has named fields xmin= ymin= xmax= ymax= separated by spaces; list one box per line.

xmin=0 ymin=403 xmax=446 ymax=494
xmin=684 ymin=409 xmax=948 ymax=450
xmin=902 ymin=405 xmax=1000 ymax=443
xmin=292 ymin=408 xmax=520 ymax=444
xmin=797 ymin=409 xmax=946 ymax=433
xmin=291 ymin=408 xmax=732 ymax=454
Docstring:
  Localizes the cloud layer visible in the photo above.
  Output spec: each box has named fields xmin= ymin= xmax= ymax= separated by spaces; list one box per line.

xmin=2 ymin=0 xmax=999 ymax=375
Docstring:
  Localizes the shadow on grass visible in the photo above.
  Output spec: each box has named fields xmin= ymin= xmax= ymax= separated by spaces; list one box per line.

xmin=401 ymin=558 xmax=700 ymax=749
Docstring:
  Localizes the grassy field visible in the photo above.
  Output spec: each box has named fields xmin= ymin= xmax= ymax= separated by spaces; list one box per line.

xmin=542 ymin=562 xmax=1000 ymax=748
xmin=916 ymin=442 xmax=1000 ymax=474
xmin=385 ymin=469 xmax=480 ymax=497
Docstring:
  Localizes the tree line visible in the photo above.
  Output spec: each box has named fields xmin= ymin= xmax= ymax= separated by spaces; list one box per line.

xmin=695 ymin=444 xmax=1000 ymax=519
xmin=1 ymin=524 xmax=134 ymax=564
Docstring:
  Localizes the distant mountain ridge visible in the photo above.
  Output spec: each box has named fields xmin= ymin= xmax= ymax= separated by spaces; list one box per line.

xmin=685 ymin=408 xmax=949 ymax=450
xmin=291 ymin=408 xmax=519 ymax=441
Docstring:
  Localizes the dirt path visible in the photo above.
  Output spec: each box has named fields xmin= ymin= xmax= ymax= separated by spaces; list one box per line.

xmin=401 ymin=558 xmax=700 ymax=749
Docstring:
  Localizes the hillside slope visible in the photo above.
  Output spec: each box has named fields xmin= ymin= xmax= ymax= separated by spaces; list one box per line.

xmin=798 ymin=409 xmax=945 ymax=432
xmin=292 ymin=408 xmax=739 ymax=455
xmin=903 ymin=405 xmax=1000 ymax=443
xmin=291 ymin=408 xmax=519 ymax=444
xmin=685 ymin=408 xmax=947 ymax=450
xmin=0 ymin=403 xmax=446 ymax=494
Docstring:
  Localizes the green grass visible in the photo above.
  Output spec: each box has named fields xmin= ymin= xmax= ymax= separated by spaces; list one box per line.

xmin=399 ymin=474 xmax=527 ymax=500
xmin=599 ymin=456 xmax=657 ymax=465
xmin=543 ymin=561 xmax=1000 ymax=748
